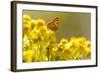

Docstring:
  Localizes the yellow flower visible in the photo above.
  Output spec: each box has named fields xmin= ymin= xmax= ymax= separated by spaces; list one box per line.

xmin=31 ymin=19 xmax=37 ymax=30
xmin=46 ymin=29 xmax=54 ymax=35
xmin=60 ymin=38 xmax=68 ymax=45
xmin=23 ymin=35 xmax=30 ymax=49
xmin=23 ymin=15 xmax=31 ymax=22
xmin=52 ymin=44 xmax=58 ymax=53
xmin=84 ymin=47 xmax=91 ymax=54
xmin=46 ymin=29 xmax=56 ymax=41
xmin=23 ymin=15 xmax=32 ymax=34
xmin=23 ymin=50 xmax=34 ymax=62
xmin=35 ymin=19 xmax=46 ymax=30
xmin=39 ymin=26 xmax=48 ymax=33
xmin=65 ymin=42 xmax=72 ymax=49
xmin=23 ymin=21 xmax=32 ymax=36
xmin=78 ymin=37 xmax=86 ymax=43
xmin=85 ymin=40 xmax=91 ymax=48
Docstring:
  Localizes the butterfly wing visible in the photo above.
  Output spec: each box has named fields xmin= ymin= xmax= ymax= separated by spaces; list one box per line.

xmin=47 ymin=22 xmax=55 ymax=31
xmin=47 ymin=17 xmax=59 ymax=31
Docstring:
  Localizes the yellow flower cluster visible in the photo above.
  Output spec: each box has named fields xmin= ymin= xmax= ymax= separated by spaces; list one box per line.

xmin=22 ymin=15 xmax=91 ymax=62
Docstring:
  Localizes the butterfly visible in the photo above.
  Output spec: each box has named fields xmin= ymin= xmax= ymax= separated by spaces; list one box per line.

xmin=47 ymin=17 xmax=59 ymax=31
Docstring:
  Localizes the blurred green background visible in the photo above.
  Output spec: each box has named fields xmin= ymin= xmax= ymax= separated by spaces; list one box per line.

xmin=23 ymin=10 xmax=91 ymax=42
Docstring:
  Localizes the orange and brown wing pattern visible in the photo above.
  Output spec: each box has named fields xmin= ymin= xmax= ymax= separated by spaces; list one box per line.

xmin=47 ymin=17 xmax=59 ymax=31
